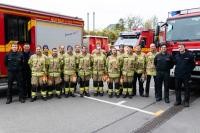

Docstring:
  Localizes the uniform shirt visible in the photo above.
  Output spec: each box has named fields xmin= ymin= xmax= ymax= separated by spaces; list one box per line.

xmin=134 ymin=52 xmax=146 ymax=74
xmin=174 ymin=50 xmax=195 ymax=79
xmin=28 ymin=54 xmax=46 ymax=76
xmin=92 ymin=53 xmax=106 ymax=75
xmin=47 ymin=55 xmax=62 ymax=77
xmin=78 ymin=53 xmax=92 ymax=76
xmin=63 ymin=53 xmax=76 ymax=75
xmin=106 ymin=55 xmax=121 ymax=78
xmin=154 ymin=52 xmax=174 ymax=72
xmin=146 ymin=52 xmax=157 ymax=76
xmin=122 ymin=53 xmax=136 ymax=77
xmin=4 ymin=51 xmax=23 ymax=72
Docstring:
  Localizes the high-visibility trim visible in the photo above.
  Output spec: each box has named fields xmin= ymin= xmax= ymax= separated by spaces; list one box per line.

xmin=128 ymin=88 xmax=133 ymax=93
xmin=31 ymin=92 xmax=36 ymax=97
xmin=99 ymin=87 xmax=103 ymax=93
xmin=48 ymin=91 xmax=53 ymax=95
xmin=85 ymin=87 xmax=89 ymax=91
xmin=80 ymin=87 xmax=84 ymax=91
xmin=56 ymin=91 xmax=61 ymax=95
xmin=65 ymin=88 xmax=69 ymax=92
xmin=70 ymin=88 xmax=74 ymax=92
xmin=41 ymin=91 xmax=47 ymax=97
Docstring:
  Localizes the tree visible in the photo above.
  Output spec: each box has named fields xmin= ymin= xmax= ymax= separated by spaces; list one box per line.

xmin=144 ymin=19 xmax=153 ymax=29
xmin=126 ymin=16 xmax=143 ymax=30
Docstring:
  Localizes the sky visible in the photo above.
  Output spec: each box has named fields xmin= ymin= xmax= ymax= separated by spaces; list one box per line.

xmin=0 ymin=0 xmax=200 ymax=30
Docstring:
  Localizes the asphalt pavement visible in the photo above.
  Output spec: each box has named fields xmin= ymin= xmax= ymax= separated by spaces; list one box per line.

xmin=0 ymin=81 xmax=199 ymax=133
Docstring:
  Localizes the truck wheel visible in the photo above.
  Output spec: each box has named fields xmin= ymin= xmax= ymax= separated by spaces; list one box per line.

xmin=169 ymin=77 xmax=175 ymax=90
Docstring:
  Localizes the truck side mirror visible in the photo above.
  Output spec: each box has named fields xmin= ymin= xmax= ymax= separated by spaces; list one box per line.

xmin=140 ymin=39 xmax=146 ymax=48
xmin=154 ymin=25 xmax=160 ymax=47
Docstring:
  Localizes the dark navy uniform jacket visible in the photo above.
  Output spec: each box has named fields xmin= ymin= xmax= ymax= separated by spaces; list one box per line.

xmin=4 ymin=51 xmax=23 ymax=72
xmin=174 ymin=50 xmax=195 ymax=79
xmin=154 ymin=52 xmax=174 ymax=72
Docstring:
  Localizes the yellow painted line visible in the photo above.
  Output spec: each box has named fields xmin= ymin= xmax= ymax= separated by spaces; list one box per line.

xmin=154 ymin=110 xmax=164 ymax=116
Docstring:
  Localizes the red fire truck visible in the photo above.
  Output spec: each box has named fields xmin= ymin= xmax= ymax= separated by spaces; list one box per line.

xmin=83 ymin=35 xmax=109 ymax=53
xmin=114 ymin=29 xmax=164 ymax=53
xmin=156 ymin=7 xmax=200 ymax=89
xmin=0 ymin=4 xmax=84 ymax=80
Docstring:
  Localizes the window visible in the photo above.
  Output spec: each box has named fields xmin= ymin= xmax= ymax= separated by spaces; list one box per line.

xmin=166 ymin=16 xmax=200 ymax=41
xmin=4 ymin=15 xmax=30 ymax=43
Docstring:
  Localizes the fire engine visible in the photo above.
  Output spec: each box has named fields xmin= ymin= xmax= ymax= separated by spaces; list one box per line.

xmin=156 ymin=7 xmax=200 ymax=89
xmin=0 ymin=4 xmax=84 ymax=82
xmin=114 ymin=29 xmax=164 ymax=53
xmin=83 ymin=35 xmax=109 ymax=53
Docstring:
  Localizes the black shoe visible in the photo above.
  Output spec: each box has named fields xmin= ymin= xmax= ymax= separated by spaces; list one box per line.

xmin=65 ymin=94 xmax=69 ymax=98
xmin=140 ymin=94 xmax=145 ymax=97
xmin=144 ymin=94 xmax=149 ymax=97
xmin=30 ymin=97 xmax=36 ymax=102
xmin=6 ymin=98 xmax=12 ymax=104
xmin=80 ymin=94 xmax=84 ymax=97
xmin=85 ymin=93 xmax=90 ymax=97
xmin=42 ymin=97 xmax=47 ymax=101
xmin=99 ymin=93 xmax=104 ymax=96
xmin=108 ymin=94 xmax=113 ymax=98
xmin=56 ymin=95 xmax=61 ymax=99
xmin=19 ymin=98 xmax=25 ymax=103
xmin=183 ymin=102 xmax=189 ymax=107
xmin=156 ymin=98 xmax=162 ymax=102
xmin=48 ymin=95 xmax=53 ymax=99
xmin=128 ymin=95 xmax=133 ymax=99
xmin=71 ymin=93 xmax=76 ymax=97
xmin=122 ymin=94 xmax=127 ymax=98
xmin=174 ymin=101 xmax=181 ymax=106
xmin=116 ymin=95 xmax=120 ymax=98
xmin=165 ymin=98 xmax=170 ymax=103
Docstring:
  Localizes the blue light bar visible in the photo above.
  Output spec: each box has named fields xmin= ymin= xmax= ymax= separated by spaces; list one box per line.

xmin=171 ymin=11 xmax=181 ymax=16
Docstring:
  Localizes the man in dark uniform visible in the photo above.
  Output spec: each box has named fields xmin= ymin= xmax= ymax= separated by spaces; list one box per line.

xmin=22 ymin=43 xmax=32 ymax=98
xmin=4 ymin=42 xmax=25 ymax=104
xmin=154 ymin=44 xmax=173 ymax=103
xmin=174 ymin=44 xmax=195 ymax=107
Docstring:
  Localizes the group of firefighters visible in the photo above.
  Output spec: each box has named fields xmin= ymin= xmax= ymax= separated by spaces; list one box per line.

xmin=4 ymin=42 xmax=195 ymax=107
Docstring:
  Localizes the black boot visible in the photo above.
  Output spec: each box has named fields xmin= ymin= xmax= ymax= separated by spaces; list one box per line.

xmin=19 ymin=98 xmax=25 ymax=103
xmin=30 ymin=97 xmax=36 ymax=102
xmin=42 ymin=97 xmax=47 ymax=101
xmin=6 ymin=98 xmax=12 ymax=104
xmin=85 ymin=92 xmax=90 ymax=97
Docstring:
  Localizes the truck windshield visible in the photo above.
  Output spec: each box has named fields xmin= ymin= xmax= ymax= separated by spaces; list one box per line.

xmin=166 ymin=16 xmax=200 ymax=41
xmin=114 ymin=35 xmax=138 ymax=47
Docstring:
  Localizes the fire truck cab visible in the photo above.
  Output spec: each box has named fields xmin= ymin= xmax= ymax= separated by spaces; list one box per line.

xmin=157 ymin=7 xmax=200 ymax=89
xmin=114 ymin=29 xmax=160 ymax=53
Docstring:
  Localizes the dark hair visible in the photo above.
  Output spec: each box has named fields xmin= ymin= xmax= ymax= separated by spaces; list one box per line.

xmin=43 ymin=45 xmax=49 ymax=50
xmin=52 ymin=48 xmax=57 ymax=51
xmin=82 ymin=45 xmax=87 ymax=49
xmin=67 ymin=45 xmax=73 ymax=50
xmin=119 ymin=44 xmax=124 ymax=48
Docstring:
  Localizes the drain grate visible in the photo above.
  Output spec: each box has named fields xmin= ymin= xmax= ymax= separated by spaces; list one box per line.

xmin=132 ymin=96 xmax=199 ymax=133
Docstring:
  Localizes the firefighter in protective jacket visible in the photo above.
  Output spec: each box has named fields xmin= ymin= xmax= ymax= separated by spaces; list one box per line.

xmin=28 ymin=45 xmax=47 ymax=102
xmin=63 ymin=45 xmax=77 ymax=97
xmin=78 ymin=46 xmax=92 ymax=97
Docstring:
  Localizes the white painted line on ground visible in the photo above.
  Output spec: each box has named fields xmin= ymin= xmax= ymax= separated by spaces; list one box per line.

xmin=116 ymin=101 xmax=127 ymax=105
xmin=84 ymin=96 xmax=163 ymax=116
